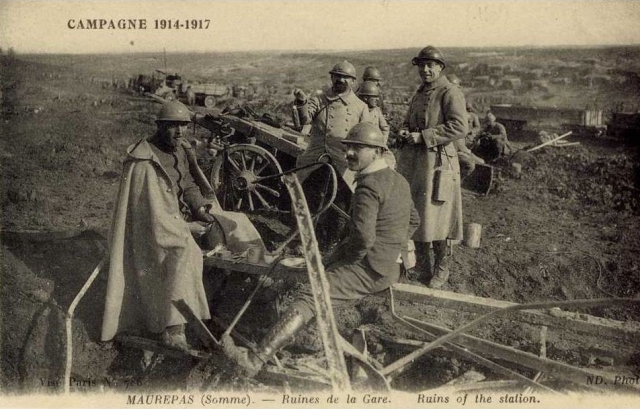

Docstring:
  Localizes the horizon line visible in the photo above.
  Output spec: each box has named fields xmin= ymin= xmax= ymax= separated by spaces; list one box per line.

xmin=9 ymin=43 xmax=640 ymax=56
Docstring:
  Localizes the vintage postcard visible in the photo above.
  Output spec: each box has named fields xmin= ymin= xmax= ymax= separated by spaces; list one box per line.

xmin=1 ymin=0 xmax=640 ymax=408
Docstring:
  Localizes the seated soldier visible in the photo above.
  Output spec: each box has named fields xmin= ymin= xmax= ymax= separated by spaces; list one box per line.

xmin=221 ymin=122 xmax=419 ymax=377
xmin=101 ymin=101 xmax=265 ymax=351
xmin=473 ymin=112 xmax=515 ymax=161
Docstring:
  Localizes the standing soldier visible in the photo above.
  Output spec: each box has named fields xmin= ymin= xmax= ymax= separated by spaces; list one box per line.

xmin=358 ymin=66 xmax=386 ymax=114
xmin=292 ymin=61 xmax=371 ymax=250
xmin=357 ymin=80 xmax=396 ymax=169
xmin=397 ymin=46 xmax=467 ymax=289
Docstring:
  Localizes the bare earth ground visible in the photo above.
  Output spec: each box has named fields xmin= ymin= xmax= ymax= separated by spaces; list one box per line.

xmin=1 ymin=53 xmax=640 ymax=395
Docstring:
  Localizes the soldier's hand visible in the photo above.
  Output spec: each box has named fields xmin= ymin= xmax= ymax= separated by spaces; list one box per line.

xmin=408 ymin=132 xmax=422 ymax=144
xmin=195 ymin=206 xmax=217 ymax=223
xmin=293 ymin=88 xmax=307 ymax=103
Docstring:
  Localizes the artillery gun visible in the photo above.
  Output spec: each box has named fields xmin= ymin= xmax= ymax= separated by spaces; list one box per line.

xmin=145 ymin=92 xmax=327 ymax=213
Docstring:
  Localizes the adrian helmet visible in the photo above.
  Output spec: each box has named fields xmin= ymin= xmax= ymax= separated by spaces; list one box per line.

xmin=411 ymin=45 xmax=446 ymax=69
xmin=342 ymin=122 xmax=386 ymax=149
xmin=362 ymin=66 xmax=383 ymax=81
xmin=156 ymin=100 xmax=191 ymax=123
xmin=357 ymin=81 xmax=380 ymax=97
xmin=329 ymin=61 xmax=357 ymax=79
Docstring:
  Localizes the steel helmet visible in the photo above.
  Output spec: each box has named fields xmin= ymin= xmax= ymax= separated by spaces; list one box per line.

xmin=156 ymin=100 xmax=191 ymax=123
xmin=363 ymin=66 xmax=382 ymax=81
xmin=357 ymin=81 xmax=380 ymax=97
xmin=329 ymin=61 xmax=357 ymax=79
xmin=411 ymin=45 xmax=446 ymax=69
xmin=342 ymin=122 xmax=386 ymax=149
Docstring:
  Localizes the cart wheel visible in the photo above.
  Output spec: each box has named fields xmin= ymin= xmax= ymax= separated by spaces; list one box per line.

xmin=204 ymin=96 xmax=216 ymax=108
xmin=210 ymin=144 xmax=285 ymax=212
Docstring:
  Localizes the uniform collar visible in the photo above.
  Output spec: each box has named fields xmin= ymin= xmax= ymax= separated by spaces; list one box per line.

xmin=127 ymin=138 xmax=154 ymax=160
xmin=417 ymin=75 xmax=449 ymax=92
xmin=355 ymin=158 xmax=388 ymax=180
xmin=325 ymin=88 xmax=356 ymax=104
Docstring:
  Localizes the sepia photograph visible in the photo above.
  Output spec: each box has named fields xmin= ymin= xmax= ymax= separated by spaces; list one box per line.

xmin=1 ymin=1 xmax=639 ymax=408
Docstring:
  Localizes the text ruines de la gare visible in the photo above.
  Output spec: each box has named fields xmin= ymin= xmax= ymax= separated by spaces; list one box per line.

xmin=67 ymin=19 xmax=210 ymax=30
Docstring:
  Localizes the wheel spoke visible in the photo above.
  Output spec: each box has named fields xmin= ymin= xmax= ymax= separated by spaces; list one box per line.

xmin=255 ymin=183 xmax=280 ymax=198
xmin=246 ymin=190 xmax=255 ymax=211
xmin=235 ymin=196 xmax=243 ymax=211
xmin=240 ymin=150 xmax=248 ymax=170
xmin=227 ymin=155 xmax=243 ymax=173
xmin=253 ymin=190 xmax=272 ymax=209
xmin=255 ymin=160 xmax=271 ymax=175
xmin=248 ymin=152 xmax=257 ymax=172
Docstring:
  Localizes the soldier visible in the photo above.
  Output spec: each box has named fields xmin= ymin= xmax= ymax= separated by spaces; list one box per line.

xmin=397 ymin=46 xmax=467 ymax=289
xmin=474 ymin=112 xmax=514 ymax=161
xmin=357 ymin=80 xmax=396 ymax=169
xmin=101 ymin=101 xmax=215 ymax=350
xmin=465 ymin=102 xmax=482 ymax=146
xmin=358 ymin=66 xmax=386 ymax=114
xmin=292 ymin=61 xmax=371 ymax=250
xmin=221 ymin=122 xmax=419 ymax=377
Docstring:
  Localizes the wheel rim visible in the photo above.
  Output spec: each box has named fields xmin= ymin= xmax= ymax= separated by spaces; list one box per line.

xmin=204 ymin=96 xmax=216 ymax=107
xmin=210 ymin=144 xmax=284 ymax=212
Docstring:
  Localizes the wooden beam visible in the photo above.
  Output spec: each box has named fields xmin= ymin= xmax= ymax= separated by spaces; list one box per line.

xmin=402 ymin=316 xmax=640 ymax=393
xmin=260 ymin=366 xmax=331 ymax=390
xmin=172 ymin=299 xmax=220 ymax=351
xmin=390 ymin=283 xmax=640 ymax=342
xmin=115 ymin=334 xmax=210 ymax=360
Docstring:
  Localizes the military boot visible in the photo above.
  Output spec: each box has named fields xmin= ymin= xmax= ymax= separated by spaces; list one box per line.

xmin=429 ymin=240 xmax=450 ymax=289
xmin=162 ymin=324 xmax=190 ymax=352
xmin=221 ymin=308 xmax=307 ymax=378
xmin=409 ymin=241 xmax=432 ymax=284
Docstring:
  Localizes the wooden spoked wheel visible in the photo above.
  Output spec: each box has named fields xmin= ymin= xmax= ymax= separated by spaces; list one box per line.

xmin=210 ymin=144 xmax=285 ymax=212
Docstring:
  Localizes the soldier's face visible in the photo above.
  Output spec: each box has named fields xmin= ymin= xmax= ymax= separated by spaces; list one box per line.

xmin=361 ymin=95 xmax=380 ymax=109
xmin=418 ymin=60 xmax=443 ymax=84
xmin=331 ymin=74 xmax=355 ymax=94
xmin=158 ymin=121 xmax=188 ymax=148
xmin=345 ymin=144 xmax=378 ymax=171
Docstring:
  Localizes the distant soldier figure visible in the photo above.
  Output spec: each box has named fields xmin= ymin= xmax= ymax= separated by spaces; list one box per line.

xmin=358 ymin=66 xmax=386 ymax=114
xmin=474 ymin=112 xmax=514 ymax=161
xmin=396 ymin=45 xmax=467 ymax=289
xmin=465 ymin=103 xmax=482 ymax=146
xmin=357 ymin=80 xmax=396 ymax=169
xmin=292 ymin=61 xmax=371 ymax=250
xmin=185 ymin=86 xmax=196 ymax=106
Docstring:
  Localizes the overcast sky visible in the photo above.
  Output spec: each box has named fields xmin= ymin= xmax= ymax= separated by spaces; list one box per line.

xmin=1 ymin=0 xmax=640 ymax=53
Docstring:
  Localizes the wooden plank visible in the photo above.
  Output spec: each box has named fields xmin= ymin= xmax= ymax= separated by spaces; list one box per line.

xmin=283 ymin=173 xmax=350 ymax=391
xmin=115 ymin=334 xmax=210 ymax=359
xmin=401 ymin=316 xmax=640 ymax=393
xmin=203 ymin=255 xmax=307 ymax=277
xmin=391 ymin=283 xmax=640 ymax=342
xmin=172 ymin=299 xmax=220 ymax=351
xmin=260 ymin=366 xmax=331 ymax=390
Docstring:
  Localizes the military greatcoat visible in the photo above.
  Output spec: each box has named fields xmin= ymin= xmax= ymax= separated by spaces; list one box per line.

xmin=295 ymin=88 xmax=370 ymax=181
xmin=396 ymin=75 xmax=467 ymax=243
